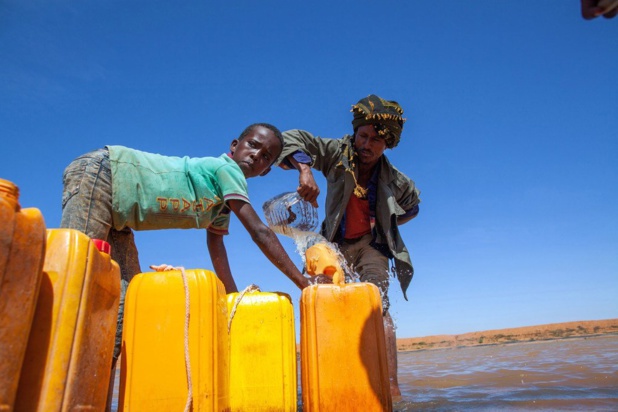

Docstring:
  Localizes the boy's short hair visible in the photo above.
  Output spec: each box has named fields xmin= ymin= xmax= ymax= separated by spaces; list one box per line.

xmin=238 ymin=123 xmax=284 ymax=149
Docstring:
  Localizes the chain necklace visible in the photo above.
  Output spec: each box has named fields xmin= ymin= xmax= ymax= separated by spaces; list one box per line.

xmin=338 ymin=142 xmax=368 ymax=199
xmin=352 ymin=172 xmax=368 ymax=199
xmin=349 ymin=155 xmax=368 ymax=199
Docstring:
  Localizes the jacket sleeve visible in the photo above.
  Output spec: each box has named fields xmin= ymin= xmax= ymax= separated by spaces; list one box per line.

xmin=278 ymin=129 xmax=343 ymax=176
xmin=395 ymin=171 xmax=421 ymax=217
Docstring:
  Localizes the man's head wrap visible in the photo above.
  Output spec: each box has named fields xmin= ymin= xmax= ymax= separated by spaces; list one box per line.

xmin=351 ymin=94 xmax=406 ymax=149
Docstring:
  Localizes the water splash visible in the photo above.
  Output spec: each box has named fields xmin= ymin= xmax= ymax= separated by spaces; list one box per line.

xmin=288 ymin=230 xmax=358 ymax=286
xmin=262 ymin=192 xmax=359 ymax=284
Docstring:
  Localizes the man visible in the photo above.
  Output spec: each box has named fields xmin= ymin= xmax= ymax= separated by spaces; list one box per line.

xmin=278 ymin=95 xmax=421 ymax=398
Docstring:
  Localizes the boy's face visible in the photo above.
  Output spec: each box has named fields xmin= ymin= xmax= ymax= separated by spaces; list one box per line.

xmin=230 ymin=126 xmax=282 ymax=178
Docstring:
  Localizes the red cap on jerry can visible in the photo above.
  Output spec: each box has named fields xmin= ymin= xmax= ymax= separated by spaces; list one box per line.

xmin=92 ymin=239 xmax=111 ymax=254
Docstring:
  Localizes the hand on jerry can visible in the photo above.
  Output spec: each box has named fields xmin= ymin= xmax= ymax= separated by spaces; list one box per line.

xmin=305 ymin=243 xmax=345 ymax=285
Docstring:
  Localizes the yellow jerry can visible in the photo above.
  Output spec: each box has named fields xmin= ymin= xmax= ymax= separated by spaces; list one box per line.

xmin=300 ymin=283 xmax=392 ymax=412
xmin=227 ymin=289 xmax=297 ymax=411
xmin=15 ymin=229 xmax=121 ymax=411
xmin=0 ymin=179 xmax=46 ymax=411
xmin=119 ymin=268 xmax=230 ymax=411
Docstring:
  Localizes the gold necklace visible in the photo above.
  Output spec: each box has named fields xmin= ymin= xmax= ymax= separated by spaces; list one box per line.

xmin=340 ymin=145 xmax=368 ymax=199
xmin=351 ymin=169 xmax=368 ymax=199
xmin=353 ymin=183 xmax=368 ymax=199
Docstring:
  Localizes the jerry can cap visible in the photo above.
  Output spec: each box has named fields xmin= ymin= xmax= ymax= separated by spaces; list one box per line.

xmin=0 ymin=178 xmax=20 ymax=210
xmin=92 ymin=239 xmax=111 ymax=254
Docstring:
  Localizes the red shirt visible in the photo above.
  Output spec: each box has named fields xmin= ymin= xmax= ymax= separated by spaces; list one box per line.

xmin=344 ymin=194 xmax=371 ymax=239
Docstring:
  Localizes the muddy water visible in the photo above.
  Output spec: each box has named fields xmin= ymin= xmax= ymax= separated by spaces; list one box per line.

xmin=393 ymin=334 xmax=618 ymax=411
xmin=112 ymin=335 xmax=618 ymax=411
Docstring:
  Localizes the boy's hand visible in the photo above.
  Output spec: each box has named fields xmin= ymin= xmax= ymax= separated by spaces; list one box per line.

xmin=313 ymin=275 xmax=333 ymax=284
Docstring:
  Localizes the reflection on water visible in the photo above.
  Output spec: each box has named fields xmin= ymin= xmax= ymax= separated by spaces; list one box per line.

xmin=113 ymin=335 xmax=618 ymax=411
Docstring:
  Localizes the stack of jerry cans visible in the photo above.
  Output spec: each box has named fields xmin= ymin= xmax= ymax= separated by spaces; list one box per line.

xmin=0 ymin=179 xmax=46 ymax=411
xmin=15 ymin=228 xmax=121 ymax=411
xmin=227 ymin=290 xmax=297 ymax=411
xmin=300 ymin=283 xmax=392 ymax=412
xmin=119 ymin=269 xmax=230 ymax=411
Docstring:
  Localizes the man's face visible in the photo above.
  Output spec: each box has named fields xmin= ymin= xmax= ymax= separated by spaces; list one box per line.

xmin=230 ymin=126 xmax=281 ymax=178
xmin=353 ymin=124 xmax=387 ymax=168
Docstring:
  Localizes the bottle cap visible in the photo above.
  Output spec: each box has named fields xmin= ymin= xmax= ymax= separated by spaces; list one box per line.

xmin=92 ymin=239 xmax=111 ymax=254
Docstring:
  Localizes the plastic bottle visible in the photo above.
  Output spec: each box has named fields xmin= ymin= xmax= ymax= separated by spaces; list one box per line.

xmin=262 ymin=192 xmax=319 ymax=237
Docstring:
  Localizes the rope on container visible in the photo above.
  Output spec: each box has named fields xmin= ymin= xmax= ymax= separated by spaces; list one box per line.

xmin=150 ymin=264 xmax=193 ymax=412
xmin=227 ymin=284 xmax=261 ymax=333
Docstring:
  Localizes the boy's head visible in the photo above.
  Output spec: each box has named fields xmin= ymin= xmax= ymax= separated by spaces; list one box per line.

xmin=230 ymin=123 xmax=284 ymax=178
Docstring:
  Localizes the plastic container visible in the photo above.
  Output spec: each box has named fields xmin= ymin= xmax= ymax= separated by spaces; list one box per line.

xmin=304 ymin=243 xmax=345 ymax=285
xmin=262 ymin=192 xmax=319 ymax=237
xmin=119 ymin=269 xmax=230 ymax=411
xmin=227 ymin=290 xmax=297 ymax=411
xmin=0 ymin=179 xmax=46 ymax=411
xmin=15 ymin=229 xmax=121 ymax=412
xmin=300 ymin=283 xmax=392 ymax=412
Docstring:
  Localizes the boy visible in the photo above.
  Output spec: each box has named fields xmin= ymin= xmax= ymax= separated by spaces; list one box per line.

xmin=60 ymin=123 xmax=309 ymax=365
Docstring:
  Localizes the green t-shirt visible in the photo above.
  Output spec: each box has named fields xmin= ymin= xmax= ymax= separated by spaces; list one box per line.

xmin=107 ymin=146 xmax=249 ymax=233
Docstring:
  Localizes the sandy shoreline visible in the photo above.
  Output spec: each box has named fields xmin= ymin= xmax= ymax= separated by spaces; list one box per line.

xmin=397 ymin=318 xmax=618 ymax=352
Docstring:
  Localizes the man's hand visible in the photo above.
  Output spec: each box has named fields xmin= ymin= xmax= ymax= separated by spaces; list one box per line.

xmin=297 ymin=164 xmax=319 ymax=207
xmin=285 ymin=153 xmax=320 ymax=207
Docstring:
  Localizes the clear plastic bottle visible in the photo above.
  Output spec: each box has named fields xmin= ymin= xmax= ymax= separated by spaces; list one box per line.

xmin=262 ymin=192 xmax=319 ymax=237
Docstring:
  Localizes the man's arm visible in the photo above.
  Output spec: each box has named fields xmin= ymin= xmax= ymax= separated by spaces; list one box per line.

xmin=227 ymin=199 xmax=309 ymax=290
xmin=277 ymin=129 xmax=344 ymax=207
xmin=394 ymin=172 xmax=421 ymax=226
xmin=207 ymin=230 xmax=238 ymax=294
xmin=286 ymin=154 xmax=319 ymax=207
xmin=397 ymin=204 xmax=419 ymax=226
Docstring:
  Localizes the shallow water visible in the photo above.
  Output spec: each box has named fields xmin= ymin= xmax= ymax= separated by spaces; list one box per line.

xmin=113 ymin=334 xmax=618 ymax=411
xmin=393 ymin=334 xmax=618 ymax=411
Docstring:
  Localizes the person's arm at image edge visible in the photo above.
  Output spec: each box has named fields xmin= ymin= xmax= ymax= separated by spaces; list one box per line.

xmin=227 ymin=199 xmax=309 ymax=290
xmin=581 ymin=0 xmax=618 ymax=19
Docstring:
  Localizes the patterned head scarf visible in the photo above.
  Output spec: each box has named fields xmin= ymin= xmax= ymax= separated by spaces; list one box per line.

xmin=351 ymin=94 xmax=406 ymax=148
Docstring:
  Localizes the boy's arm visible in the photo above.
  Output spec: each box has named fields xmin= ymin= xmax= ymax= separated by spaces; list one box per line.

xmin=227 ymin=199 xmax=309 ymax=290
xmin=207 ymin=230 xmax=239 ymax=294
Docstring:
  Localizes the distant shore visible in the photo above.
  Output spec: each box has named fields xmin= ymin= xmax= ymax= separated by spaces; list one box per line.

xmin=397 ymin=318 xmax=618 ymax=352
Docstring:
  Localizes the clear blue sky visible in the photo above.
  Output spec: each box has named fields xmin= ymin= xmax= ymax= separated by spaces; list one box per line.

xmin=1 ymin=1 xmax=616 ymax=338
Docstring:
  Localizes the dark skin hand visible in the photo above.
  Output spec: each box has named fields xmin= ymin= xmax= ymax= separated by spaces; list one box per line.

xmin=581 ymin=0 xmax=618 ymax=19
xmin=286 ymin=157 xmax=319 ymax=207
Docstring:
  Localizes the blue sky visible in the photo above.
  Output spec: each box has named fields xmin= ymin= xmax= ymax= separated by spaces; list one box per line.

xmin=1 ymin=1 xmax=616 ymax=339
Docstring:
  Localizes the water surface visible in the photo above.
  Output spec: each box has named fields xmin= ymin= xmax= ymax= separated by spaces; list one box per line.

xmin=394 ymin=335 xmax=618 ymax=411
